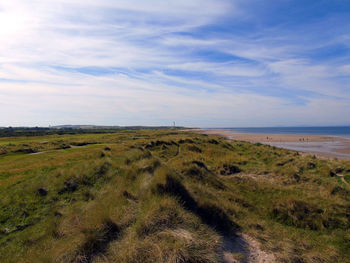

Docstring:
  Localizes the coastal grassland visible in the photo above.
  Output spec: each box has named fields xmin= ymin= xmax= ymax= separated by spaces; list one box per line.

xmin=0 ymin=130 xmax=349 ymax=263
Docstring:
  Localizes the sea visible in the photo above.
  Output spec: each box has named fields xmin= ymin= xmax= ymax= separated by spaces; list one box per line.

xmin=221 ymin=126 xmax=350 ymax=139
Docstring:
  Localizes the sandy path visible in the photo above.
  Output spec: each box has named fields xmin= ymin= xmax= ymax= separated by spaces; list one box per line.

xmin=338 ymin=174 xmax=349 ymax=186
xmin=222 ymin=234 xmax=276 ymax=263
xmin=27 ymin=144 xmax=94 ymax=155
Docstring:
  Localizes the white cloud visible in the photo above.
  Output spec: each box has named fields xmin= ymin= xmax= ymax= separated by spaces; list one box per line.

xmin=267 ymin=59 xmax=350 ymax=98
xmin=0 ymin=0 xmax=349 ymax=126
xmin=167 ymin=62 xmax=267 ymax=77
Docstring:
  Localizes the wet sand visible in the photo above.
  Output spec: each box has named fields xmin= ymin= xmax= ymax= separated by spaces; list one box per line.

xmin=192 ymin=129 xmax=350 ymax=159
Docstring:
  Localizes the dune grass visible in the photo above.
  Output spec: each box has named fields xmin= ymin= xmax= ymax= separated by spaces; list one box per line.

xmin=0 ymin=129 xmax=349 ymax=262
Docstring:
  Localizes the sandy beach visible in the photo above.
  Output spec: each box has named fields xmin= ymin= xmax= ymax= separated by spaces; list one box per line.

xmin=193 ymin=129 xmax=350 ymax=159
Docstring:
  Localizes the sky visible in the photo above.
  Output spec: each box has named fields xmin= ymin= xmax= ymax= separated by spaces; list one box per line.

xmin=0 ymin=0 xmax=350 ymax=127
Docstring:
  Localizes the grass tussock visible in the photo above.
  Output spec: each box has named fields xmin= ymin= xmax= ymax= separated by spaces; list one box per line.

xmin=72 ymin=219 xmax=120 ymax=263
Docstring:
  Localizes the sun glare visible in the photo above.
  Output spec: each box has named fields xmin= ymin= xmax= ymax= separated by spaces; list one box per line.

xmin=0 ymin=11 xmax=27 ymax=37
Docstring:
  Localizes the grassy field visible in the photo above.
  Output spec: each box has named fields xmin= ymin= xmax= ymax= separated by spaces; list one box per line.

xmin=0 ymin=129 xmax=349 ymax=263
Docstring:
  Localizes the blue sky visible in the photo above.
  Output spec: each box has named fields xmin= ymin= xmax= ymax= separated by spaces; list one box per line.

xmin=0 ymin=0 xmax=350 ymax=127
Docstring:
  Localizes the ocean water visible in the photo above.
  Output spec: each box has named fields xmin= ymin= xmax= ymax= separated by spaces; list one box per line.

xmin=222 ymin=126 xmax=350 ymax=139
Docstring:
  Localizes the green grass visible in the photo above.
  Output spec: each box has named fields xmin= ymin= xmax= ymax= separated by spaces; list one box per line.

xmin=0 ymin=129 xmax=349 ymax=263
xmin=345 ymin=174 xmax=350 ymax=184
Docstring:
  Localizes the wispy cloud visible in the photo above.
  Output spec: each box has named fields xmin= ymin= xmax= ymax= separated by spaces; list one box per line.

xmin=0 ymin=0 xmax=349 ymax=127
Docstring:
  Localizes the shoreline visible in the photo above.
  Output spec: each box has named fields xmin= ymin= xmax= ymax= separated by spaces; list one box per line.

xmin=191 ymin=129 xmax=350 ymax=159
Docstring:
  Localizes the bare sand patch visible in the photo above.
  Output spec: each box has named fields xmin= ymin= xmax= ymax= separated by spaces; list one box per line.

xmin=222 ymin=233 xmax=276 ymax=263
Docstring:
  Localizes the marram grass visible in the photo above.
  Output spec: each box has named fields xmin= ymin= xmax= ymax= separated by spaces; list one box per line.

xmin=0 ymin=130 xmax=349 ymax=262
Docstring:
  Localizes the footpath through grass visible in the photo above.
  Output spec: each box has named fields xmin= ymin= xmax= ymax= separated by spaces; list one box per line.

xmin=0 ymin=130 xmax=349 ymax=263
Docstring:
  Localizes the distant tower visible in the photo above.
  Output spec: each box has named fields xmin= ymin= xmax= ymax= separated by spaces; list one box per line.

xmin=173 ymin=121 xmax=176 ymax=128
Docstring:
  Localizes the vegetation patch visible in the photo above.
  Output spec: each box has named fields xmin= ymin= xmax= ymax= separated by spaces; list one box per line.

xmin=0 ymin=129 xmax=349 ymax=263
xmin=219 ymin=164 xmax=241 ymax=175
xmin=187 ymin=145 xmax=202 ymax=153
xmin=271 ymin=199 xmax=349 ymax=230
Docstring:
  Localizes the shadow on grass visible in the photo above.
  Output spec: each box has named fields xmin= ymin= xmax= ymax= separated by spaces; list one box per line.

xmin=155 ymin=175 xmax=240 ymax=235
xmin=74 ymin=219 xmax=120 ymax=263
